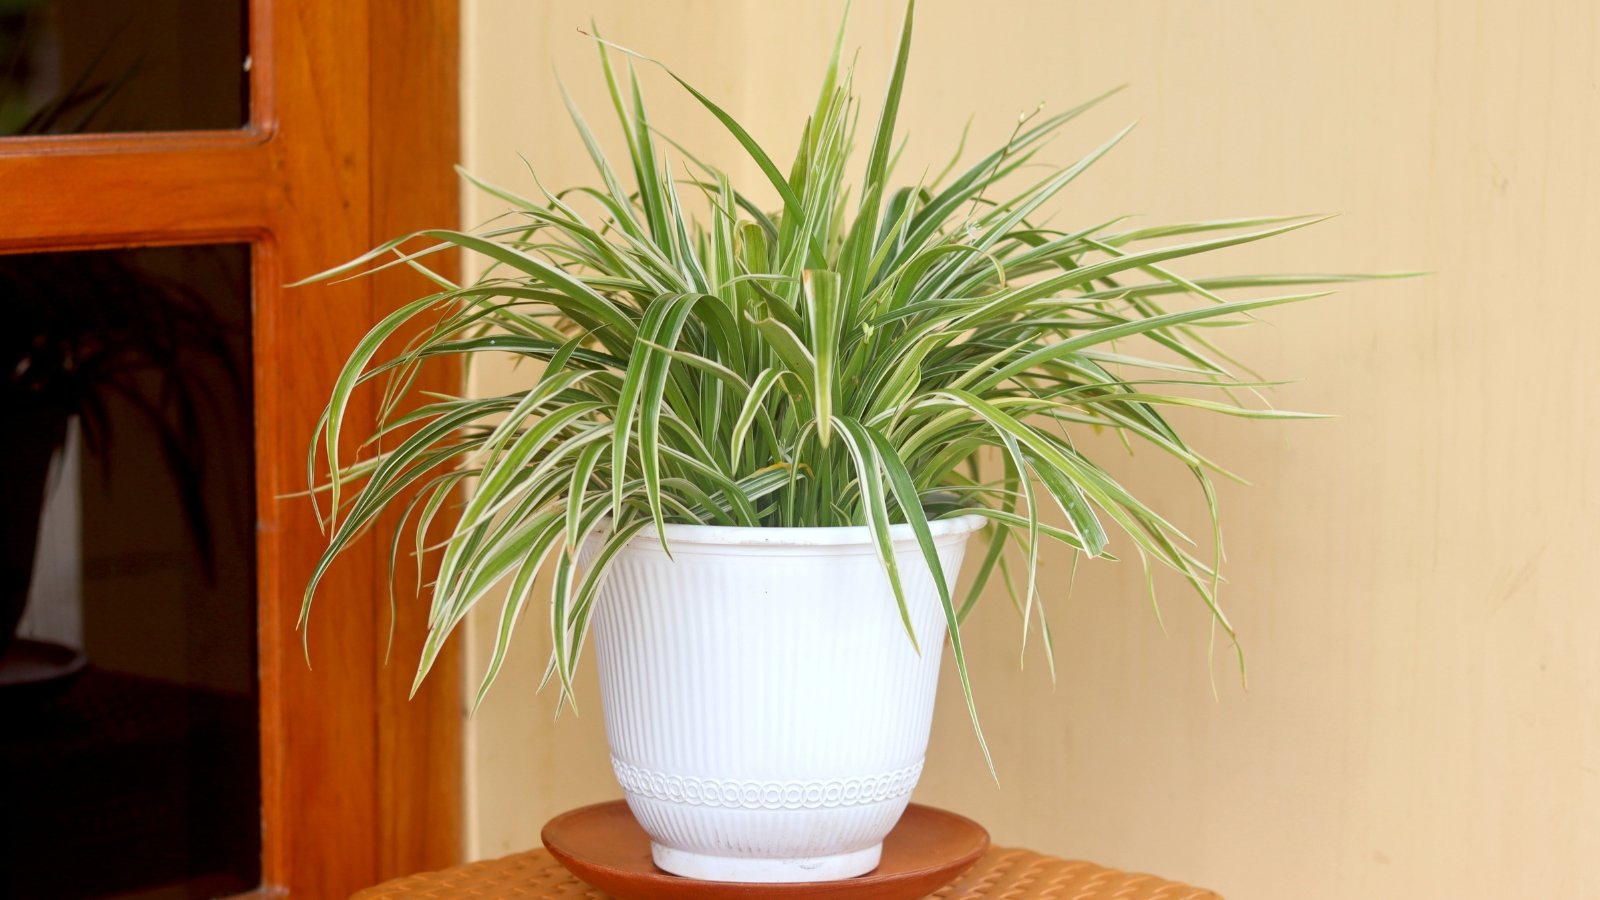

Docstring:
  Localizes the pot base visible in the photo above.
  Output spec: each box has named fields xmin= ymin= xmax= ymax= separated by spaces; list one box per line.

xmin=543 ymin=800 xmax=989 ymax=898
xmin=651 ymin=841 xmax=881 ymax=883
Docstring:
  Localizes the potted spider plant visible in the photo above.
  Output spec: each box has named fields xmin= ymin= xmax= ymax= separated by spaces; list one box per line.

xmin=300 ymin=2 xmax=1375 ymax=883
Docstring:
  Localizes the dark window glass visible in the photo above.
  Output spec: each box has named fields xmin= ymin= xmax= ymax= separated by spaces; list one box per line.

xmin=0 ymin=0 xmax=248 ymax=136
xmin=0 ymin=244 xmax=259 ymax=898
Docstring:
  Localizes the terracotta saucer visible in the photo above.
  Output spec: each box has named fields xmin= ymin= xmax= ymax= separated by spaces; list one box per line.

xmin=542 ymin=801 xmax=988 ymax=900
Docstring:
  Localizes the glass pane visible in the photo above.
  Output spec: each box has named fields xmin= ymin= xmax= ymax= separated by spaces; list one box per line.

xmin=0 ymin=0 xmax=248 ymax=136
xmin=0 ymin=244 xmax=260 ymax=898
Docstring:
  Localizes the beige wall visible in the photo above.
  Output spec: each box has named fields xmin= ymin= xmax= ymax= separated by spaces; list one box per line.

xmin=459 ymin=2 xmax=1600 ymax=897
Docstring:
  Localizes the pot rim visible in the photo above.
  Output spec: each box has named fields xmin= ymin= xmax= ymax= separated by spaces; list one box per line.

xmin=624 ymin=513 xmax=988 ymax=548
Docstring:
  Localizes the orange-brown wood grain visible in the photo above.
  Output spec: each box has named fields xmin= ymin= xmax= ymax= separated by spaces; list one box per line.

xmin=368 ymin=0 xmax=464 ymax=881
xmin=0 ymin=0 xmax=463 ymax=894
xmin=254 ymin=0 xmax=381 ymax=893
xmin=0 ymin=137 xmax=272 ymax=251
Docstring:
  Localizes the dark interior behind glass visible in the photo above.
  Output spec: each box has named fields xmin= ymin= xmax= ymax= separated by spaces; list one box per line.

xmin=0 ymin=244 xmax=260 ymax=898
xmin=0 ymin=0 xmax=248 ymax=136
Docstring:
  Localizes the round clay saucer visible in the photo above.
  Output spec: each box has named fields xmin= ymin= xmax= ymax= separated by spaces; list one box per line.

xmin=542 ymin=801 xmax=988 ymax=900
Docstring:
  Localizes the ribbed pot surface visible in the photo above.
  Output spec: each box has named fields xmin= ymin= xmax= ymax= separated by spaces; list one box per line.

xmin=590 ymin=516 xmax=983 ymax=883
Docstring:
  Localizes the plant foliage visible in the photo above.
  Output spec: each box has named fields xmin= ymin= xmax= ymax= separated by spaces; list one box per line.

xmin=299 ymin=2 xmax=1383 ymax=763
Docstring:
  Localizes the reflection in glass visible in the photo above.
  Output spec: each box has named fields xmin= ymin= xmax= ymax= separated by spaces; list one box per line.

xmin=0 ymin=245 xmax=260 ymax=897
xmin=0 ymin=0 xmax=248 ymax=135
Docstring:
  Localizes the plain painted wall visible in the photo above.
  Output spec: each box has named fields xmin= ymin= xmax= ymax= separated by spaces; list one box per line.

xmin=458 ymin=2 xmax=1600 ymax=897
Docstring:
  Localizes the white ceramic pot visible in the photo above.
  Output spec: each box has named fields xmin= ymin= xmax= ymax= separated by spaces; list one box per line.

xmin=590 ymin=514 xmax=985 ymax=883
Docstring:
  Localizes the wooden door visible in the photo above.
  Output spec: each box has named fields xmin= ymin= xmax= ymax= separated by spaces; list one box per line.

xmin=0 ymin=0 xmax=462 ymax=895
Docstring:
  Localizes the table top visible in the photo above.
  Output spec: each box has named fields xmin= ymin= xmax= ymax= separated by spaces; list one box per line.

xmin=352 ymin=846 xmax=1221 ymax=899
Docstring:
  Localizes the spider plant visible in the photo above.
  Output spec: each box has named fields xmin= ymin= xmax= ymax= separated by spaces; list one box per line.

xmin=299 ymin=2 xmax=1379 ymax=761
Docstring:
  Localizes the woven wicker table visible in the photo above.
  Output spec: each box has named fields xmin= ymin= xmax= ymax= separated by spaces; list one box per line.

xmin=352 ymin=846 xmax=1220 ymax=899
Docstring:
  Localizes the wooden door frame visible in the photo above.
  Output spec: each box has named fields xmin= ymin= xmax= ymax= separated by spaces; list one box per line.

xmin=0 ymin=1 xmax=463 ymax=895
